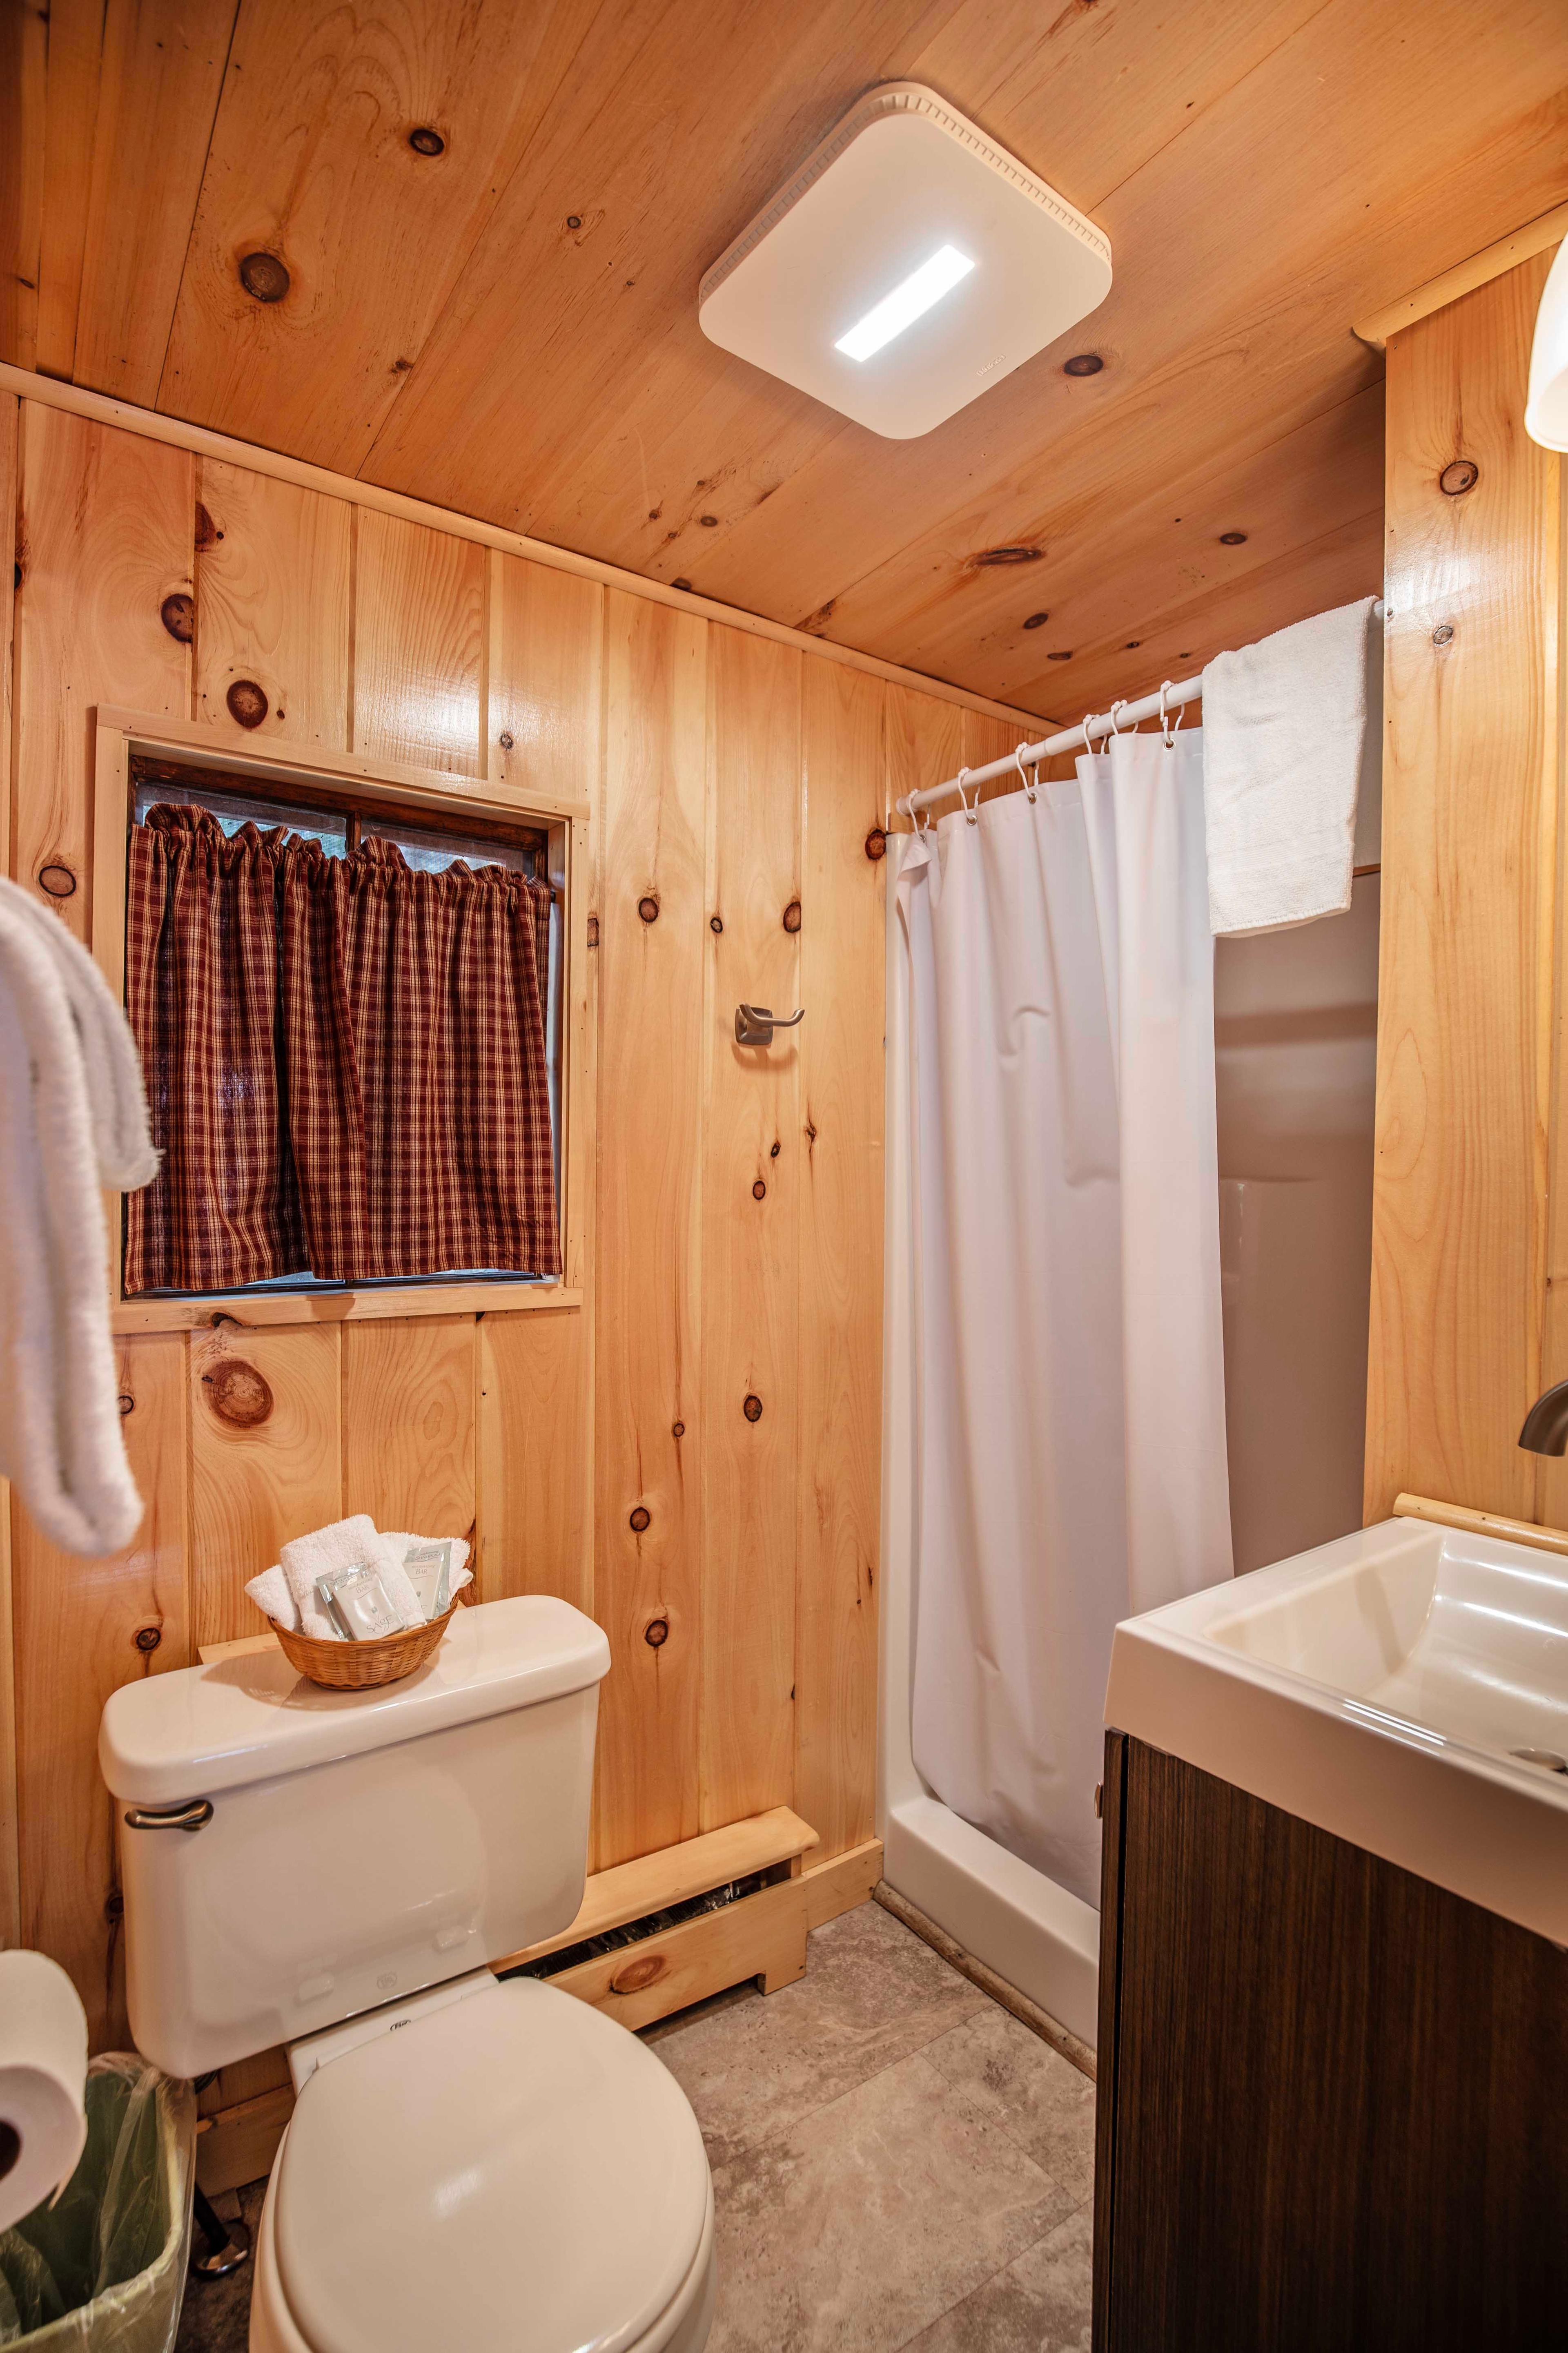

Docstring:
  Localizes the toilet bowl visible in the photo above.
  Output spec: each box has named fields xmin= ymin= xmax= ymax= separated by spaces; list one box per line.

xmin=97 ymin=1595 xmax=715 ymax=2353
xmin=247 ymin=1977 xmax=716 ymax=2353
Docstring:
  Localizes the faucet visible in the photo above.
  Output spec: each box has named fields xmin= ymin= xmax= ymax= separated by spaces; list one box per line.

xmin=1519 ymin=1381 xmax=1568 ymax=1454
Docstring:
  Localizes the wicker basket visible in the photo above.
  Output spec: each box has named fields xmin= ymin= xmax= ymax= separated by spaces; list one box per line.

xmin=270 ymin=1596 xmax=461 ymax=1691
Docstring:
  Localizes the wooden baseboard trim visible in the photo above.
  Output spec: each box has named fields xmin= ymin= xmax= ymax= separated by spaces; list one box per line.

xmin=873 ymin=1880 xmax=1097 ymax=2083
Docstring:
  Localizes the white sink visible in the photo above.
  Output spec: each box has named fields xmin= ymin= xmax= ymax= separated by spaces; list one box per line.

xmin=1104 ymin=1514 xmax=1568 ymax=1944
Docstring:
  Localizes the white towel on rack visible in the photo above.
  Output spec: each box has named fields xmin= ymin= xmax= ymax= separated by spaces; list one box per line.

xmin=0 ymin=887 xmax=157 ymax=1558
xmin=1201 ymin=596 xmax=1377 ymax=937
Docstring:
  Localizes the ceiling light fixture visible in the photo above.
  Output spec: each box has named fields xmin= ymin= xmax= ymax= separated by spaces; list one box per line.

xmin=699 ymin=84 xmax=1111 ymax=439
xmin=836 ymin=245 xmax=975 ymax=361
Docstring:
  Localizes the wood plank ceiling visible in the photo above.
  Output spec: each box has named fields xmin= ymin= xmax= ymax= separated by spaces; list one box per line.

xmin=5 ymin=0 xmax=1566 ymax=722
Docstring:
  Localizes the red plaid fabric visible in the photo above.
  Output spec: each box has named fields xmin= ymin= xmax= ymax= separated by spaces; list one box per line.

xmin=124 ymin=808 xmax=560 ymax=1291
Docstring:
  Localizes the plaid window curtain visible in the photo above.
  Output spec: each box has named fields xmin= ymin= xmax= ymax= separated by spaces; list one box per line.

xmin=124 ymin=807 xmax=560 ymax=1291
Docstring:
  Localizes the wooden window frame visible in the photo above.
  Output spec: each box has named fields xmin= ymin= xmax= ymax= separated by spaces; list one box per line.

xmin=89 ymin=707 xmax=590 ymax=1334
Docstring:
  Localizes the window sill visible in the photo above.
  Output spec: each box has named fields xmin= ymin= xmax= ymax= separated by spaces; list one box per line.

xmin=111 ymin=1281 xmax=583 ymax=1334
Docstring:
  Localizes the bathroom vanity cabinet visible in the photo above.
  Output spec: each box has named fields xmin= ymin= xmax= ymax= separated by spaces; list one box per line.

xmin=1091 ymin=1731 xmax=1568 ymax=2353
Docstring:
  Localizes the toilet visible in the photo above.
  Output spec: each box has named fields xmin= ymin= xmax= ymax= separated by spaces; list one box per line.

xmin=98 ymin=1595 xmax=716 ymax=2353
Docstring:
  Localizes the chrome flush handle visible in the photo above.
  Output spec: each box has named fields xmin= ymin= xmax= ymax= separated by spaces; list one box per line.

xmin=123 ymin=1798 xmax=214 ymax=1833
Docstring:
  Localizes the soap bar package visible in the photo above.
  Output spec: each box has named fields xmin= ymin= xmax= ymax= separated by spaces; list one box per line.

xmin=317 ymin=1562 xmax=403 ymax=1642
xmin=402 ymin=1539 xmax=454 ymax=1622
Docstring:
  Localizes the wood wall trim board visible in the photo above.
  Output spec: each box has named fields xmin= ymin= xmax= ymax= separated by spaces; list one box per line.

xmin=1354 ymin=201 xmax=1568 ymax=351
xmin=492 ymin=1803 xmax=820 ymax=1973
xmin=1392 ymin=1492 xmax=1568 ymax=1559
xmin=800 ymin=1837 xmax=883 ymax=1931
xmin=0 ymin=366 xmax=1052 ymax=734
xmin=91 ymin=703 xmax=591 ymax=827
xmin=1365 ymin=251 xmax=1564 ymax=1523
xmin=111 ymin=1284 xmax=583 ymax=1335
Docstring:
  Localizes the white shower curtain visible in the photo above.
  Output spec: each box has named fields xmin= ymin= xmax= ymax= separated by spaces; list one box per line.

xmin=889 ymin=728 xmax=1232 ymax=1908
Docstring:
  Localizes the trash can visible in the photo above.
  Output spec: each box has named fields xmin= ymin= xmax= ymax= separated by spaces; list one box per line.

xmin=0 ymin=2056 xmax=195 ymax=2351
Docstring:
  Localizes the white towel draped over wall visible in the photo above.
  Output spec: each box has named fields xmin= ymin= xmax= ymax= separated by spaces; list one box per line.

xmin=0 ymin=882 xmax=158 ymax=1558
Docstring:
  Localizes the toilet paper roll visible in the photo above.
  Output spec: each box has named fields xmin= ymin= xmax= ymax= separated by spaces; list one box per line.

xmin=0 ymin=1951 xmax=89 ymax=2233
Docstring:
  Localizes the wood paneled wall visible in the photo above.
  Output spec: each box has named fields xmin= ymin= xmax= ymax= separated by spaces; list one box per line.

xmin=0 ymin=390 xmax=1022 ymax=2047
xmin=1365 ymin=248 xmax=1565 ymax=1523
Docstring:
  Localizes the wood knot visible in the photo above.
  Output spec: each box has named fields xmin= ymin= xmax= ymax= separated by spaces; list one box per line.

xmin=37 ymin=863 xmax=77 ymax=899
xmin=699 ymin=515 xmax=719 ymax=527
xmin=203 ymin=1357 xmax=274 ymax=1429
xmin=629 ymin=1505 xmax=651 ymax=1533
xmin=970 ymin=544 xmax=1042 ymax=568
xmin=637 ymin=894 xmax=660 ymax=924
xmin=1023 ymin=611 xmax=1049 ymax=629
xmin=566 ymin=214 xmax=583 ymax=230
xmin=587 ymin=914 xmax=600 ymax=947
xmin=134 ymin=1625 xmax=161 ymax=1654
xmin=1063 ymin=352 xmax=1103 ymax=377
xmin=752 ymin=1179 xmax=766 ymax=1200
xmin=103 ymin=1892 xmax=123 ymax=1924
xmin=1432 ymin=622 xmax=1455 ymax=648
xmin=769 ymin=1140 xmax=780 ymax=1158
xmin=743 ymin=1394 xmax=763 ymax=1422
xmin=117 ymin=1392 xmax=134 ymax=1417
xmin=671 ymin=577 xmax=692 ymax=591
xmin=498 ymin=730 xmax=514 ymax=751
xmin=1440 ymin=458 xmax=1479 ymax=497
xmin=238 ymin=251 xmax=290 ymax=303
xmin=160 ymin=593 xmax=195 ymax=643
xmin=671 ymin=1420 xmax=685 ymax=1439
xmin=226 ymin=678 xmax=269 ymax=728
xmin=644 ymin=1616 xmax=670 ymax=1648
xmin=408 ymin=125 xmax=445 ymax=155
xmin=610 ymin=1952 xmax=666 ymax=1994
xmin=194 ymin=501 xmax=220 ymax=549
xmin=1218 ymin=530 xmax=1248 ymax=545
xmin=782 ymin=899 xmax=801 ymax=933
xmin=864 ymin=827 xmax=886 ymax=861
xmin=710 ymin=914 xmax=723 ymax=934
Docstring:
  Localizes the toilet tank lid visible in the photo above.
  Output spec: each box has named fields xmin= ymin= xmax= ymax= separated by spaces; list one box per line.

xmin=99 ymin=1597 xmax=610 ymax=1807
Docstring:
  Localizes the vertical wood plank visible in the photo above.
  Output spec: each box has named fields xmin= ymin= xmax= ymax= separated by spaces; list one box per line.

xmin=885 ymin=684 xmax=963 ymax=834
xmin=194 ymin=462 xmax=352 ymax=749
xmin=488 ymin=553 xmax=603 ymax=798
xmin=699 ymin=626 xmax=802 ymax=1831
xmin=477 ymin=1311 xmax=590 ymax=1610
xmin=1366 ymin=254 xmax=1561 ymax=1522
xmin=342 ymin=1317 xmax=477 ymax=1543
xmin=593 ymin=593 xmax=708 ymax=1867
xmin=12 ymin=1333 xmax=189 ymax=2047
xmin=795 ymin=662 xmax=885 ymax=1858
xmin=352 ymin=508 xmax=486 ymax=776
xmin=13 ymin=406 xmax=191 ymax=934
xmin=189 ymin=1325 xmax=342 ymax=1649
xmin=964 ymin=707 xmax=1027 ymax=806
xmin=0 ymin=1 xmax=47 ymax=371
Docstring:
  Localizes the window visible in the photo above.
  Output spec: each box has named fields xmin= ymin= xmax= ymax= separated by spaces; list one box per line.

xmin=122 ymin=758 xmax=562 ymax=1300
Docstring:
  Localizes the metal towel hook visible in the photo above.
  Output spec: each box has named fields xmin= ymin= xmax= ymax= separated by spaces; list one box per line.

xmin=735 ymin=1002 xmax=806 ymax=1047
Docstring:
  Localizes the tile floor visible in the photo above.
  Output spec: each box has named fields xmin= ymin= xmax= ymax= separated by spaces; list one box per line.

xmin=176 ymin=1898 xmax=1096 ymax=2353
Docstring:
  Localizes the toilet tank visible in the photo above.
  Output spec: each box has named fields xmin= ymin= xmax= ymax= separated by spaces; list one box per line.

xmin=99 ymin=1597 xmax=610 ymax=2079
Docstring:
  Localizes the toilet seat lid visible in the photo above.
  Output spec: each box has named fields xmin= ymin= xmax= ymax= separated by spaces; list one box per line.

xmin=273 ymin=1976 xmax=711 ymax=2353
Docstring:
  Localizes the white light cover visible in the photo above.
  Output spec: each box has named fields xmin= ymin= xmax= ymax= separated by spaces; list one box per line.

xmin=1526 ymin=236 xmax=1568 ymax=451
xmin=699 ymin=85 xmax=1111 ymax=440
xmin=836 ymin=245 xmax=975 ymax=361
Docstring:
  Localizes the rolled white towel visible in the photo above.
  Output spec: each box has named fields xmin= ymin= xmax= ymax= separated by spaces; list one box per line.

xmin=281 ymin=1515 xmax=424 ymax=1638
xmin=245 ymin=1564 xmax=299 ymax=1633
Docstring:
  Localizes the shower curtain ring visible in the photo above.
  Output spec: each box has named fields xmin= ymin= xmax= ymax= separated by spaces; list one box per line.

xmin=1013 ymin=746 xmax=1039 ymax=804
xmin=1079 ymin=712 xmax=1100 ymax=756
xmin=956 ymin=767 xmax=980 ymax=824
xmin=1158 ymin=680 xmax=1184 ymax=748
xmin=1108 ymin=698 xmax=1131 ymax=736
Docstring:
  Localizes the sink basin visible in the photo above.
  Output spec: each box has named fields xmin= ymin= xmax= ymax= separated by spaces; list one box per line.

xmin=1104 ymin=1514 xmax=1568 ymax=1943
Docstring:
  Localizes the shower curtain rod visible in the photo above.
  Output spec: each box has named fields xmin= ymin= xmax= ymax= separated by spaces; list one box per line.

xmin=897 ymin=599 xmax=1390 ymax=819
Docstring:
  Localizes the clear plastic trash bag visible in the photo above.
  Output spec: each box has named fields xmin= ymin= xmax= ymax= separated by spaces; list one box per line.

xmin=0 ymin=2056 xmax=195 ymax=2351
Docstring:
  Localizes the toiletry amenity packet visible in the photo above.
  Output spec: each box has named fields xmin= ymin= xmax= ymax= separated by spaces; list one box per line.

xmin=402 ymin=1539 xmax=454 ymax=1622
xmin=316 ymin=1562 xmax=403 ymax=1642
